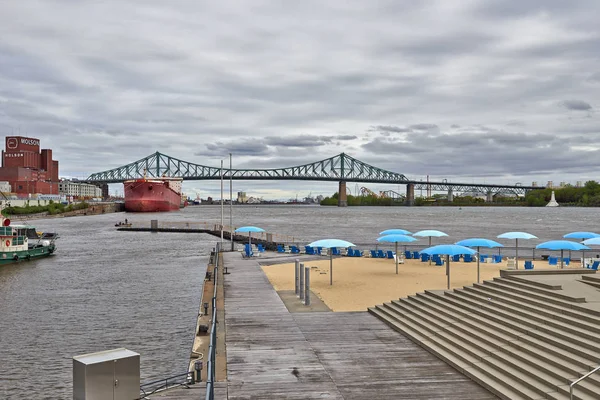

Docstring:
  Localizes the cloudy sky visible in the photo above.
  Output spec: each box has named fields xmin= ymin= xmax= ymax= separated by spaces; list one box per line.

xmin=1 ymin=0 xmax=599 ymax=200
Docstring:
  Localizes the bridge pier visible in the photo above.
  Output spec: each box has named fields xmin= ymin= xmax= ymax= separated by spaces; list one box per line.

xmin=486 ymin=191 xmax=494 ymax=203
xmin=338 ymin=181 xmax=347 ymax=207
xmin=405 ymin=183 xmax=415 ymax=206
xmin=447 ymin=188 xmax=453 ymax=202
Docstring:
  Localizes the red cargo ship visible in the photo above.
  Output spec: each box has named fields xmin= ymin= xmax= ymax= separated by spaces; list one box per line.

xmin=124 ymin=177 xmax=183 ymax=212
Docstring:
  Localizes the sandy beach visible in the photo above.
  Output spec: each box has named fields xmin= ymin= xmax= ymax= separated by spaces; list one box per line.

xmin=262 ymin=256 xmax=560 ymax=311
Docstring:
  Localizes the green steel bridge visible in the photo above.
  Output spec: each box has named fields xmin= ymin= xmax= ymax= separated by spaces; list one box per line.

xmin=86 ymin=151 xmax=540 ymax=205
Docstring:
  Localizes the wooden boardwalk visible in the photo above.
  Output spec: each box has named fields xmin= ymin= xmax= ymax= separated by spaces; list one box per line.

xmin=223 ymin=252 xmax=498 ymax=399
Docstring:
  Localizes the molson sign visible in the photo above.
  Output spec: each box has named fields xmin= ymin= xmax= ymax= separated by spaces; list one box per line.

xmin=5 ymin=136 xmax=40 ymax=152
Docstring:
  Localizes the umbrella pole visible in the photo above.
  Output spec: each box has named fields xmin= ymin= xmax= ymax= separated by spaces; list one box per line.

xmin=330 ymin=252 xmax=333 ymax=285
xmin=447 ymin=255 xmax=450 ymax=290
xmin=429 ymin=237 xmax=432 ymax=265
xmin=477 ymin=246 xmax=480 ymax=284
xmin=515 ymin=239 xmax=519 ymax=269
xmin=561 ymin=249 xmax=564 ymax=269
xmin=395 ymin=242 xmax=399 ymax=274
xmin=582 ymin=250 xmax=585 ymax=268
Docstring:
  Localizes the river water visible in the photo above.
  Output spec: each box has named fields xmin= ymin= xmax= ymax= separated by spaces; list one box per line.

xmin=0 ymin=205 xmax=597 ymax=399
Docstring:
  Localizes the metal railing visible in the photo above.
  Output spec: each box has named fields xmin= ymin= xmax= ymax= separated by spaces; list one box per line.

xmin=205 ymin=243 xmax=220 ymax=400
xmin=570 ymin=364 xmax=600 ymax=399
xmin=139 ymin=371 xmax=194 ymax=398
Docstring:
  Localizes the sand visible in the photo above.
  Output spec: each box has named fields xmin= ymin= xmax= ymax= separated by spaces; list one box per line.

xmin=262 ymin=257 xmax=512 ymax=312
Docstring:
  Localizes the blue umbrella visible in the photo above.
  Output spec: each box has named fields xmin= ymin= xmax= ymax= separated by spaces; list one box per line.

xmin=235 ymin=226 xmax=266 ymax=248
xmin=377 ymin=234 xmax=418 ymax=274
xmin=421 ymin=245 xmax=477 ymax=289
xmin=497 ymin=231 xmax=537 ymax=269
xmin=536 ymin=240 xmax=590 ymax=269
xmin=308 ymin=239 xmax=355 ymax=285
xmin=380 ymin=229 xmax=412 ymax=235
xmin=563 ymin=232 xmax=599 ymax=264
xmin=455 ymin=238 xmax=504 ymax=283
xmin=414 ymin=230 xmax=449 ymax=265
xmin=583 ymin=237 xmax=600 ymax=246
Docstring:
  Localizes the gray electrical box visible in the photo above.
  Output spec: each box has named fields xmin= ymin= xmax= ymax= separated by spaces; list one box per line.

xmin=73 ymin=348 xmax=140 ymax=400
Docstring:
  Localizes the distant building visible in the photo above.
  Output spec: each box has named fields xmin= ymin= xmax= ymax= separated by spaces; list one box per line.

xmin=237 ymin=191 xmax=247 ymax=203
xmin=0 ymin=136 xmax=59 ymax=194
xmin=59 ymin=179 xmax=102 ymax=199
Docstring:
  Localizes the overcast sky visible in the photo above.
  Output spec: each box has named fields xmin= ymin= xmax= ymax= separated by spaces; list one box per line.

xmin=1 ymin=1 xmax=599 ymax=200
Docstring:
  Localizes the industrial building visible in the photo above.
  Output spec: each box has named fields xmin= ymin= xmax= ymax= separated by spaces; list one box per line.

xmin=59 ymin=179 xmax=102 ymax=199
xmin=0 ymin=136 xmax=59 ymax=195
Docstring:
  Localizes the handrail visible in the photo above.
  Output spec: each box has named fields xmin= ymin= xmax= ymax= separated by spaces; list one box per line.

xmin=205 ymin=242 xmax=220 ymax=400
xmin=139 ymin=371 xmax=193 ymax=398
xmin=570 ymin=364 xmax=600 ymax=399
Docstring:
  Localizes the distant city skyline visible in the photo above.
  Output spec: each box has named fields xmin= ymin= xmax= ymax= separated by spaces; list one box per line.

xmin=2 ymin=1 xmax=600 ymax=200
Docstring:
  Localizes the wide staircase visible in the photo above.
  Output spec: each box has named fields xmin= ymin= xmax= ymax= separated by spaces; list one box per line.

xmin=368 ymin=270 xmax=600 ymax=400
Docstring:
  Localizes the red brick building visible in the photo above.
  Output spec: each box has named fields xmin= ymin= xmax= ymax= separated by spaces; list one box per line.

xmin=0 ymin=136 xmax=59 ymax=194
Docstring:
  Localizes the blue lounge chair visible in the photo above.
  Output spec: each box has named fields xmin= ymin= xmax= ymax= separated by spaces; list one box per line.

xmin=316 ymin=247 xmax=323 ymax=255
xmin=590 ymin=261 xmax=600 ymax=270
xmin=493 ymin=255 xmax=502 ymax=263
xmin=480 ymin=254 xmax=488 ymax=262
xmin=563 ymin=258 xmax=570 ymax=266
xmin=548 ymin=256 xmax=558 ymax=266
xmin=331 ymin=247 xmax=340 ymax=256
xmin=452 ymin=254 xmax=460 ymax=262
xmin=290 ymin=246 xmax=300 ymax=254
xmin=370 ymin=250 xmax=378 ymax=258
xmin=387 ymin=250 xmax=394 ymax=259
xmin=464 ymin=254 xmax=473 ymax=263
xmin=276 ymin=244 xmax=286 ymax=253
xmin=412 ymin=251 xmax=420 ymax=259
xmin=355 ymin=249 xmax=364 ymax=257
xmin=524 ymin=260 xmax=534 ymax=270
xmin=435 ymin=258 xmax=444 ymax=266
xmin=304 ymin=246 xmax=315 ymax=255
xmin=377 ymin=250 xmax=385 ymax=258
xmin=257 ymin=244 xmax=265 ymax=252
xmin=244 ymin=244 xmax=253 ymax=258
xmin=420 ymin=253 xmax=430 ymax=262
xmin=404 ymin=251 xmax=412 ymax=259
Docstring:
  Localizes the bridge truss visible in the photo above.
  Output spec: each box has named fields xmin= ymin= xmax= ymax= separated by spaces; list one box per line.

xmin=86 ymin=151 xmax=537 ymax=195
xmin=87 ymin=152 xmax=410 ymax=184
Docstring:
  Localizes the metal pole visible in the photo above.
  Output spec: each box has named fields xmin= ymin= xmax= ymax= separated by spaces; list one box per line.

xmin=477 ymin=246 xmax=480 ymax=283
xmin=304 ymin=267 xmax=310 ymax=305
xmin=447 ymin=255 xmax=451 ymax=290
xmin=330 ymin=252 xmax=333 ymax=285
xmin=230 ymin=153 xmax=233 ymax=251
xmin=220 ymin=160 xmax=223 ymax=246
xmin=299 ymin=263 xmax=305 ymax=300
xmin=395 ymin=242 xmax=398 ymax=274
xmin=515 ymin=238 xmax=519 ymax=269
xmin=294 ymin=259 xmax=300 ymax=294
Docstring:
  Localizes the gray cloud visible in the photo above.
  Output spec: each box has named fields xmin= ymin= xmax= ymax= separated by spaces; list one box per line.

xmin=1 ymin=1 xmax=600 ymax=197
xmin=561 ymin=100 xmax=592 ymax=111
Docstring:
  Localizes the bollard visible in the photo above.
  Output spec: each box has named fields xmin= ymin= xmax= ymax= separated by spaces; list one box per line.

xmin=304 ymin=267 xmax=310 ymax=305
xmin=194 ymin=360 xmax=203 ymax=383
xmin=299 ymin=263 xmax=305 ymax=300
xmin=294 ymin=259 xmax=300 ymax=294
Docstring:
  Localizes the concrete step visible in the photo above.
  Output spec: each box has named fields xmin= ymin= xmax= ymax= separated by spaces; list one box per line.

xmin=368 ymin=306 xmax=534 ymax=400
xmin=466 ymin=283 xmax=600 ymax=327
xmin=455 ymin=287 xmax=600 ymax=338
xmin=425 ymin=290 xmax=600 ymax=365
xmin=484 ymin=279 xmax=592 ymax=311
xmin=503 ymin=275 xmax=563 ymax=290
xmin=495 ymin=277 xmax=586 ymax=303
xmin=444 ymin=290 xmax=600 ymax=354
xmin=579 ymin=278 xmax=600 ymax=289
xmin=581 ymin=274 xmax=600 ymax=283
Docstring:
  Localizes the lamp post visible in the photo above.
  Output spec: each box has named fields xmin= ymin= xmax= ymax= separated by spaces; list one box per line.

xmin=229 ymin=153 xmax=233 ymax=251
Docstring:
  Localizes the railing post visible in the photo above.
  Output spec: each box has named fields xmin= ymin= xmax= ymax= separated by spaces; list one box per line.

xmin=304 ymin=267 xmax=310 ymax=305
xmin=299 ymin=263 xmax=305 ymax=300
xmin=294 ymin=259 xmax=300 ymax=294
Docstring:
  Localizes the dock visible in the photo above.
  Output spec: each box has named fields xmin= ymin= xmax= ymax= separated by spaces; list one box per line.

xmin=152 ymin=251 xmax=498 ymax=399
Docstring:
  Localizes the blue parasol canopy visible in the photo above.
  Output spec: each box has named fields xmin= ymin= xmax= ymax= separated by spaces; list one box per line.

xmin=583 ymin=237 xmax=600 ymax=246
xmin=536 ymin=240 xmax=590 ymax=269
xmin=380 ymin=229 xmax=412 ymax=235
xmin=497 ymin=231 xmax=537 ymax=269
xmin=414 ymin=230 xmax=449 ymax=238
xmin=563 ymin=232 xmax=600 ymax=240
xmin=235 ymin=226 xmax=265 ymax=233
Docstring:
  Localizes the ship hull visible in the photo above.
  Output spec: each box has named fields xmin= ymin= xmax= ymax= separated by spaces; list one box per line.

xmin=0 ymin=244 xmax=56 ymax=264
xmin=124 ymin=179 xmax=182 ymax=212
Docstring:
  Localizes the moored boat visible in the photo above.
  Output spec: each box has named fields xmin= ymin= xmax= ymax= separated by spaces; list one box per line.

xmin=0 ymin=211 xmax=58 ymax=264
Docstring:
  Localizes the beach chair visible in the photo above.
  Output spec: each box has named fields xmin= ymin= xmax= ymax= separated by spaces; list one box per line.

xmin=506 ymin=257 xmax=516 ymax=269
xmin=404 ymin=250 xmax=412 ymax=259
xmin=420 ymin=253 xmax=430 ymax=262
xmin=331 ymin=247 xmax=340 ymax=256
xmin=452 ymin=254 xmax=460 ymax=262
xmin=393 ymin=254 xmax=405 ymax=264
xmin=548 ymin=256 xmax=558 ymax=266
xmin=257 ymin=244 xmax=265 ymax=253
xmin=464 ymin=254 xmax=473 ymax=263
xmin=493 ymin=255 xmax=502 ymax=263
xmin=590 ymin=261 xmax=600 ymax=270
xmin=386 ymin=250 xmax=394 ymax=259
xmin=563 ymin=258 xmax=570 ymax=266
xmin=480 ymin=254 xmax=488 ymax=263
xmin=290 ymin=246 xmax=300 ymax=254
xmin=370 ymin=250 xmax=378 ymax=258
xmin=524 ymin=260 xmax=534 ymax=270
xmin=434 ymin=258 xmax=444 ymax=266
xmin=244 ymin=244 xmax=253 ymax=258
xmin=316 ymin=247 xmax=323 ymax=255
xmin=355 ymin=249 xmax=364 ymax=257
xmin=276 ymin=244 xmax=286 ymax=253
xmin=412 ymin=251 xmax=420 ymax=259
xmin=377 ymin=250 xmax=385 ymax=258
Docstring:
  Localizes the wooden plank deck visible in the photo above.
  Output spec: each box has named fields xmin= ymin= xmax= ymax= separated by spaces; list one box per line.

xmin=223 ymin=252 xmax=498 ymax=400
